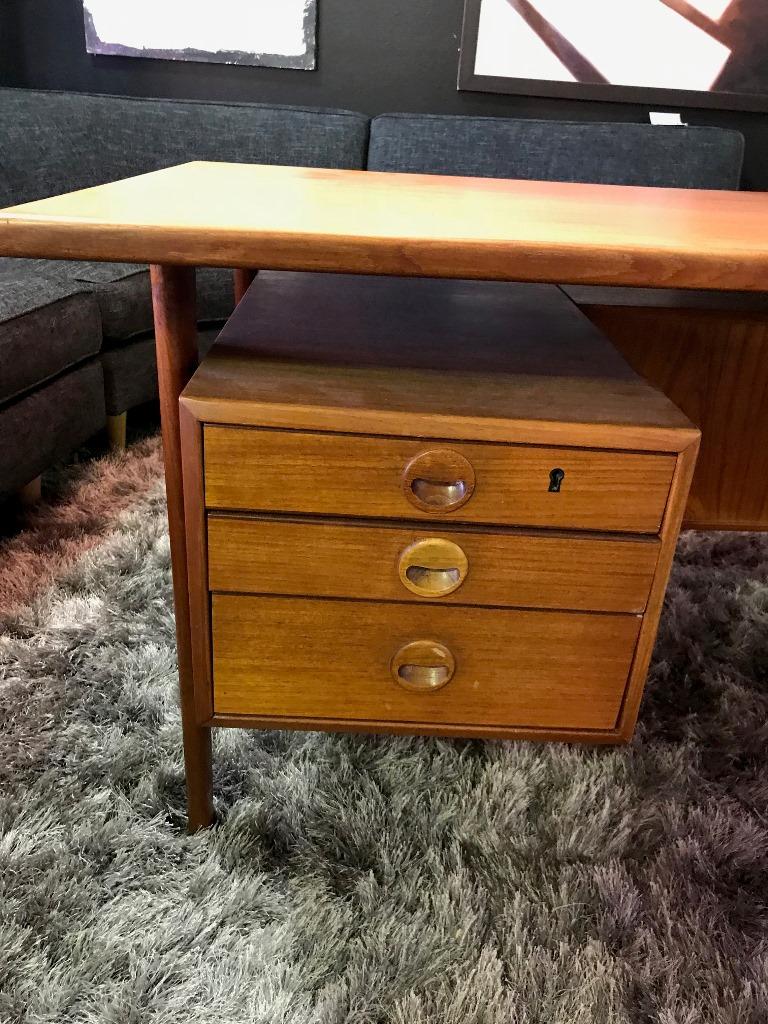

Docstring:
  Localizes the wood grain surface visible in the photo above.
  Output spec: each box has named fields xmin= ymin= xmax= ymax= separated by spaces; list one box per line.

xmin=180 ymin=400 xmax=214 ymax=725
xmin=151 ymin=265 xmax=213 ymax=831
xmin=211 ymin=595 xmax=641 ymax=730
xmin=615 ymin=439 xmax=699 ymax=739
xmin=203 ymin=426 xmax=676 ymax=534
xmin=208 ymin=711 xmax=630 ymax=744
xmin=1 ymin=162 xmax=767 ymax=290
xmin=182 ymin=273 xmax=695 ymax=452
xmin=580 ymin=303 xmax=768 ymax=530
xmin=207 ymin=514 xmax=659 ymax=613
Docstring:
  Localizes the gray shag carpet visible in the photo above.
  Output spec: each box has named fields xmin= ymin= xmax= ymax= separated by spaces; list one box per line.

xmin=2 ymin=473 xmax=768 ymax=1024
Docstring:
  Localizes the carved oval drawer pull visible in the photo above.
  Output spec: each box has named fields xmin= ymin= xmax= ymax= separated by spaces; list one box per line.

xmin=402 ymin=449 xmax=476 ymax=513
xmin=397 ymin=538 xmax=469 ymax=597
xmin=390 ymin=640 xmax=456 ymax=692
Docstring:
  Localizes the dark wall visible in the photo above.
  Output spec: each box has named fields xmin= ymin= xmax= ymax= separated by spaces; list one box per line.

xmin=0 ymin=0 xmax=24 ymax=87
xmin=4 ymin=0 xmax=768 ymax=189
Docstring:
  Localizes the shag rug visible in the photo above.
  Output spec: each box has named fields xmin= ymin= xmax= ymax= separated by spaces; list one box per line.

xmin=1 ymin=438 xmax=768 ymax=1024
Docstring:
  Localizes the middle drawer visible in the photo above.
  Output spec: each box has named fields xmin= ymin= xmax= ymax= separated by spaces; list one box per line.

xmin=208 ymin=514 xmax=659 ymax=613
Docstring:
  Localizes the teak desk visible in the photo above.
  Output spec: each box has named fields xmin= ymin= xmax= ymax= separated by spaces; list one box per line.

xmin=1 ymin=162 xmax=767 ymax=831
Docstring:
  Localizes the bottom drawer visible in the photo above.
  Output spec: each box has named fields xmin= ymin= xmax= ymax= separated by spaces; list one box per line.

xmin=212 ymin=596 xmax=641 ymax=732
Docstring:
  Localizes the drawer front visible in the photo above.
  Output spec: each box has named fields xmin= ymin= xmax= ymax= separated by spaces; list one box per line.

xmin=204 ymin=426 xmax=674 ymax=534
xmin=208 ymin=515 xmax=659 ymax=613
xmin=212 ymin=595 xmax=641 ymax=731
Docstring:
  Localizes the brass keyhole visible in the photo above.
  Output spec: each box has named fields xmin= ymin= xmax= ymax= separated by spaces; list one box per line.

xmin=548 ymin=468 xmax=565 ymax=493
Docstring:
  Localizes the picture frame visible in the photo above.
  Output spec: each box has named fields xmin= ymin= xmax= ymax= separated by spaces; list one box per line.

xmin=83 ymin=0 xmax=318 ymax=71
xmin=458 ymin=0 xmax=768 ymax=113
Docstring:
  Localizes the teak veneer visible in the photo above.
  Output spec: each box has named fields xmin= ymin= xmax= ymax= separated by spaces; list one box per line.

xmin=203 ymin=428 xmax=676 ymax=534
xmin=180 ymin=272 xmax=699 ymax=817
xmin=1 ymin=161 xmax=767 ymax=290
xmin=212 ymin=596 xmax=641 ymax=732
xmin=207 ymin=515 xmax=659 ymax=614
xmin=571 ymin=298 xmax=768 ymax=530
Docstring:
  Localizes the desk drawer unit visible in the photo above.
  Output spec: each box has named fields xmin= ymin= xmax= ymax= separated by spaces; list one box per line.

xmin=180 ymin=272 xmax=700 ymax=746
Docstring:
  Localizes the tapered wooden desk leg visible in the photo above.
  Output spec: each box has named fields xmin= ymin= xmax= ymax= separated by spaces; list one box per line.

xmin=233 ymin=268 xmax=257 ymax=304
xmin=151 ymin=265 xmax=214 ymax=832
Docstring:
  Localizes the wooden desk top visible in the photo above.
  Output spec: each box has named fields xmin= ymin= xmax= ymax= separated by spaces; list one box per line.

xmin=0 ymin=161 xmax=766 ymax=291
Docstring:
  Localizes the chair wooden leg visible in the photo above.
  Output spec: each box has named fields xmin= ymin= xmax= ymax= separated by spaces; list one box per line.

xmin=106 ymin=412 xmax=128 ymax=451
xmin=18 ymin=475 xmax=42 ymax=506
xmin=151 ymin=264 xmax=214 ymax=832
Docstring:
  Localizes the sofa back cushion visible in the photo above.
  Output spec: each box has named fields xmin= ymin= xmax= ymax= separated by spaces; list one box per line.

xmin=368 ymin=114 xmax=744 ymax=190
xmin=0 ymin=88 xmax=370 ymax=205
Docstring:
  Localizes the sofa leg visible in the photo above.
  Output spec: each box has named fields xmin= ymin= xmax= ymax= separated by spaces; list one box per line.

xmin=107 ymin=412 xmax=127 ymax=451
xmin=18 ymin=475 xmax=42 ymax=506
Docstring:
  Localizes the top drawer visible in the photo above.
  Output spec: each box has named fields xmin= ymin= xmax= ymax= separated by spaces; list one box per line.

xmin=204 ymin=426 xmax=675 ymax=534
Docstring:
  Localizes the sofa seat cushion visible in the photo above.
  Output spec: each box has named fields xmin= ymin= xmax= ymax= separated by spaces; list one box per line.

xmin=0 ymin=360 xmax=105 ymax=496
xmin=368 ymin=114 xmax=744 ymax=190
xmin=0 ymin=259 xmax=235 ymax=341
xmin=59 ymin=261 xmax=151 ymax=340
xmin=68 ymin=263 xmax=234 ymax=341
xmin=0 ymin=265 xmax=102 ymax=404
xmin=0 ymin=258 xmax=149 ymax=341
xmin=81 ymin=264 xmax=233 ymax=342
xmin=101 ymin=325 xmax=222 ymax=415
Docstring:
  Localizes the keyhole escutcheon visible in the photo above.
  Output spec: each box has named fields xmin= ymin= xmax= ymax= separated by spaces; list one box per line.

xmin=548 ymin=468 xmax=565 ymax=493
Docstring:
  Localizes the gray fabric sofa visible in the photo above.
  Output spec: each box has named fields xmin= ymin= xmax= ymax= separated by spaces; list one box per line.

xmin=0 ymin=90 xmax=747 ymax=498
xmin=0 ymin=271 xmax=105 ymax=495
xmin=367 ymin=113 xmax=745 ymax=189
xmin=0 ymin=88 xmax=369 ymax=495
